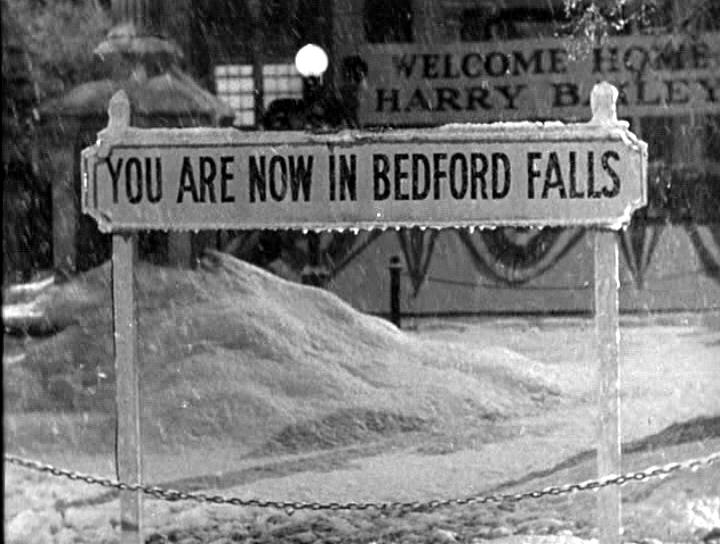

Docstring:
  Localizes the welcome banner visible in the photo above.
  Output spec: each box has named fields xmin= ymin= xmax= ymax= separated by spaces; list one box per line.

xmin=354 ymin=32 xmax=720 ymax=126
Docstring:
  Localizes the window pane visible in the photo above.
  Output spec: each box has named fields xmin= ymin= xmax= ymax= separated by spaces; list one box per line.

xmin=214 ymin=64 xmax=255 ymax=128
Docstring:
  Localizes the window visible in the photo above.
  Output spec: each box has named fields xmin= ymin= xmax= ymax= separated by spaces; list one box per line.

xmin=262 ymin=63 xmax=304 ymax=108
xmin=214 ymin=63 xmax=303 ymax=128
xmin=214 ymin=64 xmax=255 ymax=127
xmin=364 ymin=0 xmax=413 ymax=43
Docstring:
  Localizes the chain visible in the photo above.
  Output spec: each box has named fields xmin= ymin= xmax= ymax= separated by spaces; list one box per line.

xmin=5 ymin=451 xmax=719 ymax=514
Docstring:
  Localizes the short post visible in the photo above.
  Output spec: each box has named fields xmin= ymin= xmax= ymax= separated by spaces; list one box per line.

xmin=389 ymin=255 xmax=403 ymax=328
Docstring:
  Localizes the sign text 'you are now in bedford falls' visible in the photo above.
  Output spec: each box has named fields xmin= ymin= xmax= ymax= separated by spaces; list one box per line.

xmin=82 ymin=83 xmax=647 ymax=232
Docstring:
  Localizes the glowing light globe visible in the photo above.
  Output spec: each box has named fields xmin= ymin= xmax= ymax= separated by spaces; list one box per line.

xmin=295 ymin=44 xmax=329 ymax=77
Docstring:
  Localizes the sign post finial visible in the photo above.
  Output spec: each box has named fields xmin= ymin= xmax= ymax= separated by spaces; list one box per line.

xmin=590 ymin=82 xmax=621 ymax=126
xmin=108 ymin=90 xmax=131 ymax=130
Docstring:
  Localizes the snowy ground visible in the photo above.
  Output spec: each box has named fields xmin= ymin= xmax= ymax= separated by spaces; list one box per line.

xmin=3 ymin=256 xmax=720 ymax=543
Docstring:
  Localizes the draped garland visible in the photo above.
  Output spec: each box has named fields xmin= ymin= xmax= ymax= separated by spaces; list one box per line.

xmin=225 ymin=223 xmax=719 ymax=294
xmin=457 ymin=227 xmax=586 ymax=285
xmin=617 ymin=223 xmax=665 ymax=289
xmin=686 ymin=224 xmax=720 ymax=285
xmin=396 ymin=228 xmax=439 ymax=296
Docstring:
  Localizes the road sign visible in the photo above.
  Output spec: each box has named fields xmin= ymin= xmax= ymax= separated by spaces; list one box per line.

xmin=82 ymin=85 xmax=646 ymax=232
xmin=83 ymin=82 xmax=645 ymax=544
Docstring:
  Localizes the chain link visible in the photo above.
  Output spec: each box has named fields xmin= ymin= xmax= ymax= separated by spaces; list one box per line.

xmin=5 ymin=451 xmax=719 ymax=514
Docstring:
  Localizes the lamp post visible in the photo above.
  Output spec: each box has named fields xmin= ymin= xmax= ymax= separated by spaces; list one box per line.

xmin=295 ymin=44 xmax=330 ymax=287
xmin=295 ymin=43 xmax=329 ymax=127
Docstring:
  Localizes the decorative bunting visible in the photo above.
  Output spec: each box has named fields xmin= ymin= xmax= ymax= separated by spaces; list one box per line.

xmin=458 ymin=227 xmax=586 ymax=285
xmin=618 ymin=222 xmax=665 ymax=289
xmin=396 ymin=228 xmax=439 ymax=296
xmin=686 ymin=224 xmax=720 ymax=285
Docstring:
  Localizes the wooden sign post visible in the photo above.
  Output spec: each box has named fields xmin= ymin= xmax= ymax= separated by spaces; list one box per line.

xmin=112 ymin=232 xmax=143 ymax=543
xmin=82 ymin=82 xmax=646 ymax=544
xmin=595 ymin=229 xmax=621 ymax=544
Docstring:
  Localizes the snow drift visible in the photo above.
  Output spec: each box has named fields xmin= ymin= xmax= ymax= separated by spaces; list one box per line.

xmin=4 ymin=252 xmax=563 ymax=453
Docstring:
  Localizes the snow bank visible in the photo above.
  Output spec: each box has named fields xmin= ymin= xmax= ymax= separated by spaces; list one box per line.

xmin=6 ymin=252 xmax=564 ymax=453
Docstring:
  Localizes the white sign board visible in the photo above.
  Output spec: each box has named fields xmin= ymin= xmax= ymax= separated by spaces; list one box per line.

xmin=351 ymin=32 xmax=720 ymax=126
xmin=82 ymin=89 xmax=646 ymax=231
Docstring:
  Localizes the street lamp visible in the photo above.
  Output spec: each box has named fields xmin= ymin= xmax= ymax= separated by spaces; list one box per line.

xmin=294 ymin=43 xmax=328 ymax=79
